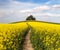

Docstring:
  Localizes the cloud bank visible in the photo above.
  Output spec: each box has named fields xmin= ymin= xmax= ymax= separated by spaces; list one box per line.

xmin=0 ymin=0 xmax=60 ymax=23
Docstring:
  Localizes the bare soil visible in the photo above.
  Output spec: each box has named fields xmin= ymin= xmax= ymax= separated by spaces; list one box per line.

xmin=23 ymin=30 xmax=34 ymax=50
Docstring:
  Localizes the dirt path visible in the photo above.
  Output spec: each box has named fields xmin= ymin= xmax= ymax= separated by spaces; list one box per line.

xmin=23 ymin=29 xmax=34 ymax=50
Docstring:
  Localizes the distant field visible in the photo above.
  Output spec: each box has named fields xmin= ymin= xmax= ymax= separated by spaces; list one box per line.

xmin=0 ymin=21 xmax=60 ymax=50
xmin=11 ymin=21 xmax=60 ymax=25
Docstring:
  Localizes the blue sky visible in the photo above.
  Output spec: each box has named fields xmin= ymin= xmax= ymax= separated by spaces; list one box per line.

xmin=0 ymin=0 xmax=60 ymax=23
xmin=16 ymin=0 xmax=50 ymax=3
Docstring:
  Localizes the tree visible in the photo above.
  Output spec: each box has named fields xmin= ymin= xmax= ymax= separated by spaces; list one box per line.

xmin=26 ymin=15 xmax=36 ymax=20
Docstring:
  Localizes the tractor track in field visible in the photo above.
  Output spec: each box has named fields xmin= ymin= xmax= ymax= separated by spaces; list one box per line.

xmin=23 ymin=29 xmax=34 ymax=50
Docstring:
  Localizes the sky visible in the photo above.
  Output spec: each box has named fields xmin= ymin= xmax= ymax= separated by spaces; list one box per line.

xmin=0 ymin=0 xmax=60 ymax=23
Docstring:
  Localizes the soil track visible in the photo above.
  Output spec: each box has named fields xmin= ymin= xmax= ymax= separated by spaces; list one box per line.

xmin=23 ymin=29 xmax=34 ymax=50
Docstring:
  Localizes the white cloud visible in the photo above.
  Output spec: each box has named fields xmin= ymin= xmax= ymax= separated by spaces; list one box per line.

xmin=19 ymin=5 xmax=51 ymax=13
xmin=0 ymin=0 xmax=60 ymax=23
xmin=31 ymin=13 xmax=60 ymax=17
xmin=32 ymin=5 xmax=51 ymax=12
xmin=0 ymin=3 xmax=60 ymax=18
xmin=19 ymin=4 xmax=60 ymax=13
xmin=20 ymin=9 xmax=33 ymax=13
xmin=52 ymin=4 xmax=60 ymax=10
